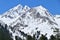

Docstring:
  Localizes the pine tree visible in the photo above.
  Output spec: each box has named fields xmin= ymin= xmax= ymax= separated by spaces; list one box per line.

xmin=33 ymin=34 xmax=35 ymax=40
xmin=5 ymin=24 xmax=8 ymax=29
xmin=55 ymin=34 xmax=60 ymax=40
xmin=0 ymin=24 xmax=13 ymax=40
xmin=53 ymin=28 xmax=60 ymax=40
xmin=0 ymin=23 xmax=1 ymax=26
xmin=49 ymin=35 xmax=56 ymax=40
xmin=15 ymin=36 xmax=22 ymax=40
xmin=27 ymin=35 xmax=33 ymax=40
xmin=39 ymin=34 xmax=48 ymax=40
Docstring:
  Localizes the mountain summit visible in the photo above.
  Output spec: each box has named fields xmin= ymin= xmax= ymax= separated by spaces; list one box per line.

xmin=0 ymin=4 xmax=60 ymax=40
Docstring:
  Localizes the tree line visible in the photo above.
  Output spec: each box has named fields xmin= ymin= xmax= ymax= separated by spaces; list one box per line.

xmin=0 ymin=23 xmax=60 ymax=40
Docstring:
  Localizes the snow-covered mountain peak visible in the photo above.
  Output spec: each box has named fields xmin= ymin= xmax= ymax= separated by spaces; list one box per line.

xmin=1 ymin=4 xmax=23 ymax=17
xmin=33 ymin=5 xmax=51 ymax=17
xmin=0 ymin=4 xmax=60 ymax=40
xmin=34 ymin=5 xmax=47 ymax=11
xmin=23 ymin=5 xmax=30 ymax=11
xmin=13 ymin=4 xmax=23 ymax=10
xmin=0 ymin=4 xmax=57 ymax=26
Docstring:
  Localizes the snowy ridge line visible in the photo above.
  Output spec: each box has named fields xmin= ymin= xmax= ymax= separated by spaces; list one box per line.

xmin=0 ymin=4 xmax=60 ymax=40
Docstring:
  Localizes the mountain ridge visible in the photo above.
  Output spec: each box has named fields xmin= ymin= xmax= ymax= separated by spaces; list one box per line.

xmin=0 ymin=4 xmax=60 ymax=40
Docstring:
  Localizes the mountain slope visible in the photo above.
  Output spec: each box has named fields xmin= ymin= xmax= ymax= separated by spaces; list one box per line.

xmin=0 ymin=4 xmax=60 ymax=40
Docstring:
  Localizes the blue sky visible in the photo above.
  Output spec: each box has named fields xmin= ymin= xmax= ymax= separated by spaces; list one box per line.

xmin=0 ymin=0 xmax=60 ymax=15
